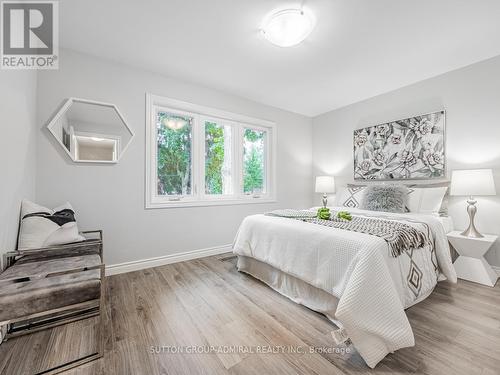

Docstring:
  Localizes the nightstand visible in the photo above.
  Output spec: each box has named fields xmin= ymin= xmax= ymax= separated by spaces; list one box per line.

xmin=447 ymin=231 xmax=498 ymax=287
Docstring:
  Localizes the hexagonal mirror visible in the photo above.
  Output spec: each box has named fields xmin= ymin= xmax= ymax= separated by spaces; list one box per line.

xmin=47 ymin=98 xmax=134 ymax=163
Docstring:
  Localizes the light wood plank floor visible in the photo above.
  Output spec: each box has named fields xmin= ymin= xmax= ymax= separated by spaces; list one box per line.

xmin=1 ymin=254 xmax=499 ymax=375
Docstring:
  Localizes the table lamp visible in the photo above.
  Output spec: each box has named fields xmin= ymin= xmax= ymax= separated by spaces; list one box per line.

xmin=450 ymin=169 xmax=496 ymax=238
xmin=315 ymin=176 xmax=335 ymax=208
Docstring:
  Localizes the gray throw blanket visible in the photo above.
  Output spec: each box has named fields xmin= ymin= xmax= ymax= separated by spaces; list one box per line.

xmin=266 ymin=209 xmax=431 ymax=257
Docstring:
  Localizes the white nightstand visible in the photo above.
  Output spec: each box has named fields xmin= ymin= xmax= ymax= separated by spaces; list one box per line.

xmin=447 ymin=231 xmax=498 ymax=287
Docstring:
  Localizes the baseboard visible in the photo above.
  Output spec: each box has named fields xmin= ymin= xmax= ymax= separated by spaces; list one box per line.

xmin=492 ymin=265 xmax=500 ymax=277
xmin=105 ymin=244 xmax=233 ymax=276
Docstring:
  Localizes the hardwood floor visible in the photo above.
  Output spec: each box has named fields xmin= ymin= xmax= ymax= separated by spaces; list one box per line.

xmin=1 ymin=254 xmax=499 ymax=375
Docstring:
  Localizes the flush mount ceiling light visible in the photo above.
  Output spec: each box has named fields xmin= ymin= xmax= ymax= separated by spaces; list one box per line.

xmin=261 ymin=8 xmax=314 ymax=47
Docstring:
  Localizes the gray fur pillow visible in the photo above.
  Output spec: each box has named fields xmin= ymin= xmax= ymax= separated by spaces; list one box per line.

xmin=361 ymin=184 xmax=408 ymax=213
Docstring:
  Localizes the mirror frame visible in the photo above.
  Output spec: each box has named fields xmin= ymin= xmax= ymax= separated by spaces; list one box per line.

xmin=46 ymin=97 xmax=134 ymax=164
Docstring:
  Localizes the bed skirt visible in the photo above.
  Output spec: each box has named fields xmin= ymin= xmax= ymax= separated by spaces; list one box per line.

xmin=236 ymin=254 xmax=436 ymax=367
xmin=236 ymin=255 xmax=342 ymax=327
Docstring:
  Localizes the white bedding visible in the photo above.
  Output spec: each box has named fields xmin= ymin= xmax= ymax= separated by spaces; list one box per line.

xmin=232 ymin=207 xmax=457 ymax=368
xmin=437 ymin=214 xmax=454 ymax=234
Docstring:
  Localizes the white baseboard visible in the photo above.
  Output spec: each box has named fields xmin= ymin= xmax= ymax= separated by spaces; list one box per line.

xmin=105 ymin=244 xmax=233 ymax=276
xmin=492 ymin=265 xmax=500 ymax=277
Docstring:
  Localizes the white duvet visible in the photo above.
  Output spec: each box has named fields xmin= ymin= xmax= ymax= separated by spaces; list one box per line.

xmin=232 ymin=207 xmax=457 ymax=368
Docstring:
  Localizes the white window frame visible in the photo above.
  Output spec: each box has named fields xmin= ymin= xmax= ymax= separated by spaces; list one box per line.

xmin=146 ymin=93 xmax=277 ymax=209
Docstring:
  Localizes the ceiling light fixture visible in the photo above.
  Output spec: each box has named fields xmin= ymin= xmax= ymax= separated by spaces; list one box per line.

xmin=261 ymin=8 xmax=314 ymax=47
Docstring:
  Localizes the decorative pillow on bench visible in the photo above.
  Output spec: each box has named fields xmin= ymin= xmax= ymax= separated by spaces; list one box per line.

xmin=18 ymin=200 xmax=85 ymax=250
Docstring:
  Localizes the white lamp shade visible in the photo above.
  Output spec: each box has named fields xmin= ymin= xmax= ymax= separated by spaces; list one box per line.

xmin=315 ymin=176 xmax=335 ymax=193
xmin=450 ymin=169 xmax=496 ymax=196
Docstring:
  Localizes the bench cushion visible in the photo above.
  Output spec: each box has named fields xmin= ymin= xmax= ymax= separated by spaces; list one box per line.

xmin=0 ymin=255 xmax=101 ymax=323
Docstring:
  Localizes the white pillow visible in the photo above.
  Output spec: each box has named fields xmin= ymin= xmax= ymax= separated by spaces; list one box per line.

xmin=334 ymin=186 xmax=366 ymax=208
xmin=18 ymin=200 xmax=85 ymax=250
xmin=407 ymin=187 xmax=447 ymax=214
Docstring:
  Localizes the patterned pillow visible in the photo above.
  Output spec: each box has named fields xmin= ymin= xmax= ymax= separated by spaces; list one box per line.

xmin=335 ymin=185 xmax=366 ymax=208
xmin=18 ymin=200 xmax=85 ymax=250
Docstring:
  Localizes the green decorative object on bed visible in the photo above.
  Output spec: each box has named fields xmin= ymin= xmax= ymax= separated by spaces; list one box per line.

xmin=337 ymin=211 xmax=353 ymax=221
xmin=317 ymin=208 xmax=353 ymax=221
xmin=317 ymin=207 xmax=331 ymax=220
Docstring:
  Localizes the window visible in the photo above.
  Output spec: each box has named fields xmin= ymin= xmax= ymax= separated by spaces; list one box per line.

xmin=156 ymin=111 xmax=193 ymax=196
xmin=146 ymin=94 xmax=276 ymax=208
xmin=243 ymin=128 xmax=266 ymax=195
xmin=204 ymin=120 xmax=233 ymax=195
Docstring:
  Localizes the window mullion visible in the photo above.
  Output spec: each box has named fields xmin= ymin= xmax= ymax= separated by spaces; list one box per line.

xmin=152 ymin=106 xmax=159 ymax=202
xmin=235 ymin=124 xmax=242 ymax=199
xmin=264 ymin=129 xmax=270 ymax=197
xmin=193 ymin=115 xmax=203 ymax=201
xmin=232 ymin=122 xmax=239 ymax=199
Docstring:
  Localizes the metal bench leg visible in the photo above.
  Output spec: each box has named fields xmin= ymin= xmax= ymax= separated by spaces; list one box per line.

xmin=37 ymin=266 xmax=106 ymax=375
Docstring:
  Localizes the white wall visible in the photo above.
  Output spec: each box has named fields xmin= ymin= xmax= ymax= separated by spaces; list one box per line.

xmin=36 ymin=49 xmax=313 ymax=266
xmin=0 ymin=70 xmax=37 ymax=258
xmin=313 ymin=55 xmax=500 ymax=267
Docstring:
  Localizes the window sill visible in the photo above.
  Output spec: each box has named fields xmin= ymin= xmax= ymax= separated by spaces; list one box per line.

xmin=145 ymin=197 xmax=277 ymax=209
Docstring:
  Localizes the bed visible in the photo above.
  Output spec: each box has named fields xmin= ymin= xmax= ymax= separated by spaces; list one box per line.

xmin=232 ymin=207 xmax=457 ymax=368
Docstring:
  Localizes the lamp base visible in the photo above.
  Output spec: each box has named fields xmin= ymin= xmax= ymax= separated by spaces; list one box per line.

xmin=322 ymin=194 xmax=328 ymax=208
xmin=460 ymin=197 xmax=484 ymax=238
xmin=460 ymin=227 xmax=484 ymax=238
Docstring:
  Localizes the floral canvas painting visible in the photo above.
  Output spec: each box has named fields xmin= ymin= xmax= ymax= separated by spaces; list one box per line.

xmin=354 ymin=111 xmax=445 ymax=180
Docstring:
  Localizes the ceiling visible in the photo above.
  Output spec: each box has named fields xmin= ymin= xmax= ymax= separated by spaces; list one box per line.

xmin=60 ymin=0 xmax=500 ymax=117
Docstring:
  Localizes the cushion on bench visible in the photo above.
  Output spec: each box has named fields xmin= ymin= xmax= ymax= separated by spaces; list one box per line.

xmin=0 ymin=255 xmax=101 ymax=323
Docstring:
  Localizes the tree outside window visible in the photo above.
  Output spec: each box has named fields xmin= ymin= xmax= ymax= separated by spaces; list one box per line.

xmin=243 ymin=128 xmax=265 ymax=194
xmin=205 ymin=121 xmax=232 ymax=195
xmin=156 ymin=112 xmax=192 ymax=196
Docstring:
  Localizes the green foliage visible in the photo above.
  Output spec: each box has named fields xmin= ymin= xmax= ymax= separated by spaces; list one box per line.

xmin=244 ymin=128 xmax=264 ymax=142
xmin=337 ymin=211 xmax=353 ymax=221
xmin=243 ymin=129 xmax=264 ymax=193
xmin=157 ymin=113 xmax=192 ymax=195
xmin=205 ymin=122 xmax=225 ymax=194
xmin=243 ymin=148 xmax=263 ymax=193
xmin=317 ymin=207 xmax=331 ymax=220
